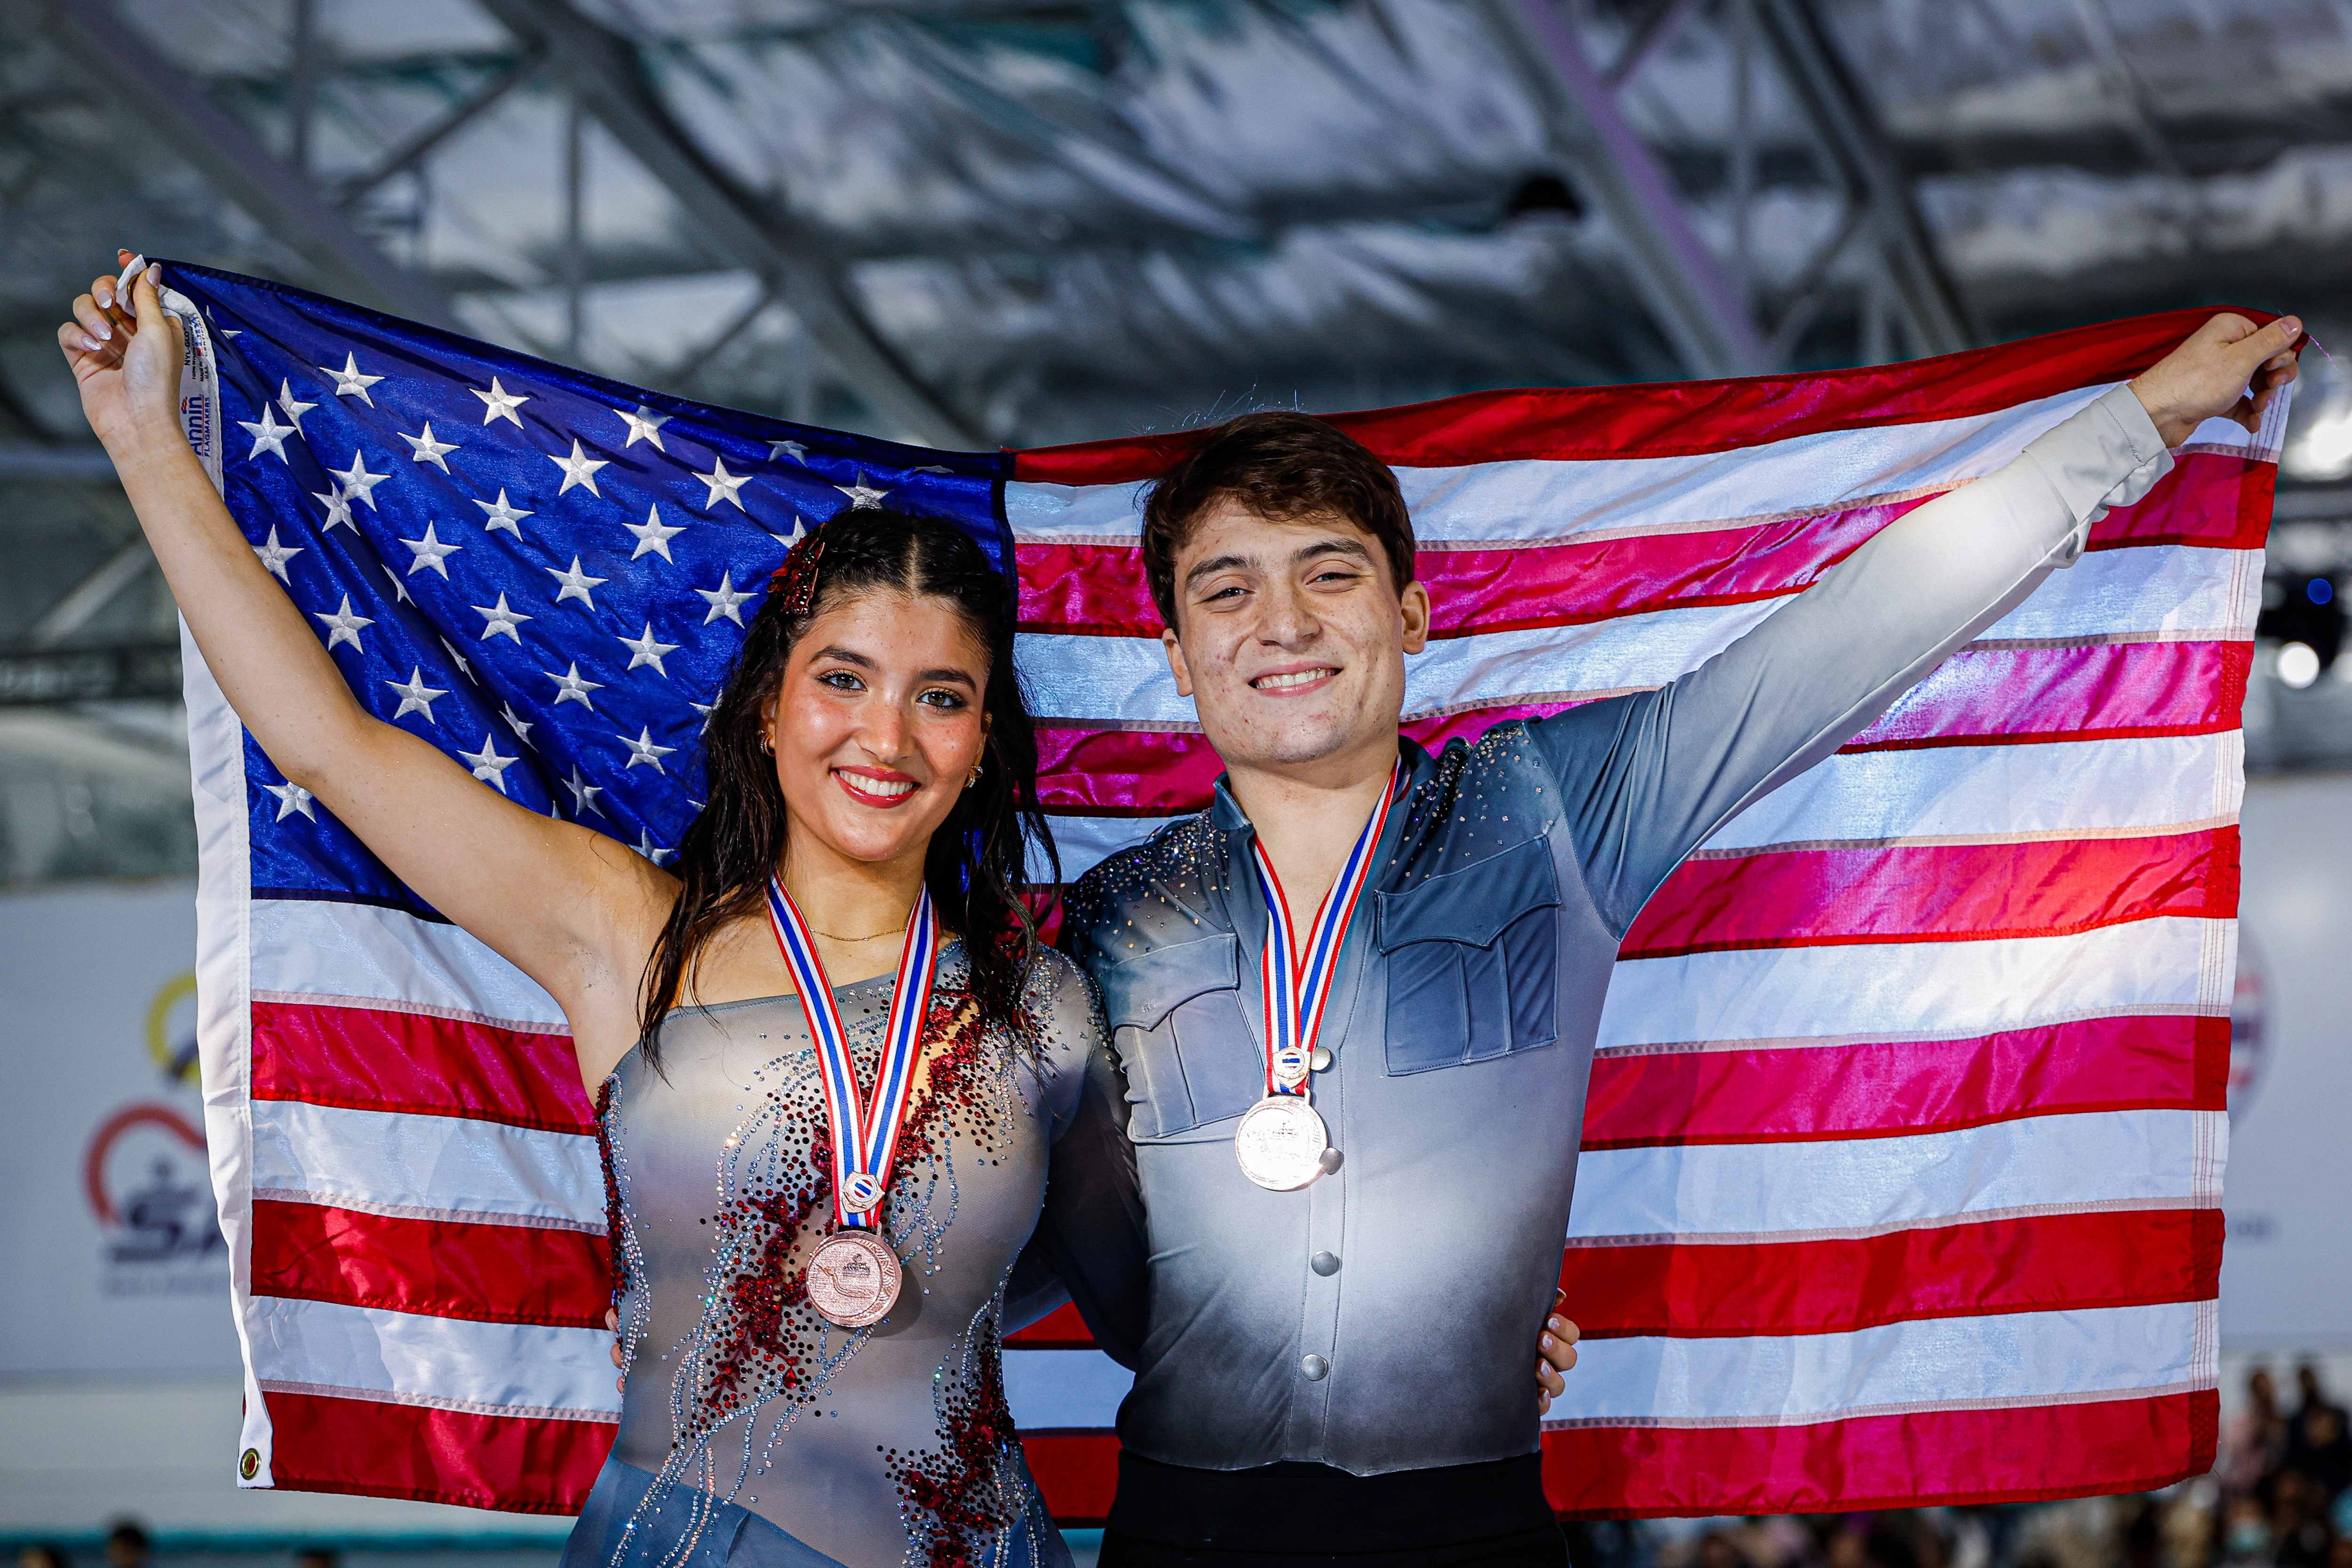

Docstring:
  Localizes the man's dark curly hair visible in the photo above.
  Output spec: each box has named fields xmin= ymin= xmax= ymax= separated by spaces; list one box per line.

xmin=1138 ymin=410 xmax=1417 ymax=629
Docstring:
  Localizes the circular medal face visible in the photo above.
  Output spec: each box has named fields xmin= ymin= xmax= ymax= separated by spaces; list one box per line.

xmin=1234 ymin=1095 xmax=1329 ymax=1191
xmin=806 ymin=1230 xmax=902 ymax=1328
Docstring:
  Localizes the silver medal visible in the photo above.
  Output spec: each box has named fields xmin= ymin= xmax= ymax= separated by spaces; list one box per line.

xmin=1234 ymin=1094 xmax=1330 ymax=1191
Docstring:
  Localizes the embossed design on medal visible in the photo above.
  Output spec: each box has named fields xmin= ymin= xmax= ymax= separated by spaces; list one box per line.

xmin=1239 ymin=764 xmax=1402 ymax=1191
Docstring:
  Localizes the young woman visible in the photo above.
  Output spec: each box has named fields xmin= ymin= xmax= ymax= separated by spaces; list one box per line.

xmin=60 ymin=259 xmax=1579 ymax=1568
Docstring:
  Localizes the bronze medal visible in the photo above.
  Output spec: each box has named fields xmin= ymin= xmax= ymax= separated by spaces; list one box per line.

xmin=806 ymin=1229 xmax=903 ymax=1328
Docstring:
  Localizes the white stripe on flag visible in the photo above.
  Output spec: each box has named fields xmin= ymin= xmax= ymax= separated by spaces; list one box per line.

xmin=1697 ymin=731 xmax=2242 ymax=852
xmin=1566 ymin=1108 xmax=2225 ymax=1240
xmin=252 ymin=1099 xmax=604 ymax=1228
xmin=1975 ymin=546 xmax=2257 ymax=644
xmin=1019 ymin=599 xmax=1787 ymax=727
xmin=1597 ymin=917 xmax=2233 ymax=1050
xmin=1042 ymin=732 xmax=2246 ymax=881
xmin=1004 ymin=386 xmax=2117 ymax=545
xmin=1552 ymin=1301 xmax=2210 ymax=1425
xmin=1002 ymin=1348 xmax=1133 ymax=1430
xmin=252 ymin=897 xmax=567 ymax=1026
xmin=247 ymin=1295 xmax=622 ymax=1418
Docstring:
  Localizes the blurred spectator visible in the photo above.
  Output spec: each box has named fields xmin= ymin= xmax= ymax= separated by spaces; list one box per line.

xmin=2222 ymin=1494 xmax=2273 ymax=1564
xmin=294 ymin=1551 xmax=339 ymax=1568
xmin=17 ymin=1547 xmax=70 ymax=1568
xmin=2274 ymin=1471 xmax=2332 ymax=1568
xmin=2226 ymin=1368 xmax=2292 ymax=1496
xmin=2292 ymin=1405 xmax=2352 ymax=1499
xmin=101 ymin=1523 xmax=150 ymax=1568
xmin=2291 ymin=1365 xmax=2348 ymax=1457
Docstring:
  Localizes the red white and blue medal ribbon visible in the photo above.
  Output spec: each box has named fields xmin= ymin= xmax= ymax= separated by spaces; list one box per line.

xmin=1248 ymin=764 xmax=1402 ymax=1099
xmin=764 ymin=876 xmax=938 ymax=1230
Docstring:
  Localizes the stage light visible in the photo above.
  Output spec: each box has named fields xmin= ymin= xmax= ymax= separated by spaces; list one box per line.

xmin=2280 ymin=641 xmax=2322 ymax=688
xmin=2312 ymin=579 xmax=2336 ymax=606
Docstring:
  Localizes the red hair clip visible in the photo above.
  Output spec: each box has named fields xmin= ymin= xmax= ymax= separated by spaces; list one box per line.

xmin=769 ymin=528 xmax=825 ymax=616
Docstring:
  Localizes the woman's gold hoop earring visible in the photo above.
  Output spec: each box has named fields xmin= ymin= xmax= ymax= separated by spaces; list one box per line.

xmin=761 ymin=733 xmax=775 ymax=756
xmin=964 ymin=762 xmax=982 ymax=790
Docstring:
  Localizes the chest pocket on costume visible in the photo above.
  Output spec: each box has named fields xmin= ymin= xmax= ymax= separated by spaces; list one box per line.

xmin=1097 ymin=934 xmax=1262 ymax=1138
xmin=1374 ymin=836 xmax=1562 ymax=1076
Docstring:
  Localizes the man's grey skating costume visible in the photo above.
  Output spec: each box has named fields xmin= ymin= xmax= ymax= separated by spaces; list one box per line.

xmin=1056 ymin=387 xmax=2176 ymax=1551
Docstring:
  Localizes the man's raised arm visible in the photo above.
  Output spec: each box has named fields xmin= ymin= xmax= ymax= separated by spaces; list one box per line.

xmin=1535 ymin=312 xmax=2301 ymax=938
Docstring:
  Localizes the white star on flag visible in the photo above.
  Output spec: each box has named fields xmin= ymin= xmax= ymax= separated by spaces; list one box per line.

xmin=319 ymin=352 xmax=385 ymax=405
xmin=547 ymin=663 xmax=603 ymax=709
xmin=312 ymin=486 xmax=356 ymax=533
xmin=472 ymin=377 xmax=531 ymax=427
xmin=688 ymin=699 xmax=716 ymax=732
xmin=626 ymin=503 xmax=684 ymax=562
xmin=693 ymin=455 xmax=748 ymax=510
xmin=474 ymin=592 xmax=533 ymax=643
xmin=548 ymin=557 xmax=607 ymax=610
xmin=329 ymin=452 xmax=389 ymax=510
xmin=618 ymin=623 xmax=680 ymax=675
xmin=400 ymin=423 xmax=460 ymax=473
xmin=835 ymin=474 xmax=888 ymax=509
xmin=277 ymin=380 xmax=317 ymax=432
xmin=253 ymin=526 xmax=303 ymax=581
xmin=617 ymin=406 xmax=670 ymax=450
xmin=620 ymin=726 xmax=677 ymax=772
xmin=239 ymin=404 xmax=297 ymax=462
xmin=458 ymin=734 xmax=518 ymax=793
xmin=437 ymin=637 xmax=474 ymax=680
xmin=501 ymin=702 xmax=535 ymax=741
xmin=549 ymin=438 xmax=611 ymax=497
xmin=380 ymin=564 xmax=412 ymax=604
xmin=770 ymin=517 xmax=807 ymax=549
xmin=475 ymin=489 xmax=532 ymax=537
xmin=264 ymin=780 xmax=315 ymax=821
xmin=769 ymin=439 xmax=806 ymax=463
xmin=696 ymin=572 xmax=753 ymax=626
xmin=313 ymin=595 xmax=374 ymax=652
xmin=633 ymin=829 xmax=674 ymax=865
xmin=400 ymin=522 xmax=462 ymax=577
xmin=563 ymin=764 xmax=605 ymax=816
xmin=386 ymin=668 xmax=448 ymax=724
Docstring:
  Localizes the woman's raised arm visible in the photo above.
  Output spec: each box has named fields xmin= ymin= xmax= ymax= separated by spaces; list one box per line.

xmin=61 ymin=259 xmax=671 ymax=1074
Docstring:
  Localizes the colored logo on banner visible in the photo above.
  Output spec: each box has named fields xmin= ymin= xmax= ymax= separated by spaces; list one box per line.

xmin=80 ymin=972 xmax=225 ymax=1294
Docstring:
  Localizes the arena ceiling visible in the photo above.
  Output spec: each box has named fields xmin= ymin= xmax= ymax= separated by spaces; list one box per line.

xmin=1 ymin=0 xmax=2348 ymax=881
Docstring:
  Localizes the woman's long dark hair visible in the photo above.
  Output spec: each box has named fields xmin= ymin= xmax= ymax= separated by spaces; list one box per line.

xmin=638 ymin=509 xmax=1058 ymax=1066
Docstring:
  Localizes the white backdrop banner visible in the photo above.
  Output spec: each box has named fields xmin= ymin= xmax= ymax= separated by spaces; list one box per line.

xmin=0 ymin=880 xmax=239 ymax=1375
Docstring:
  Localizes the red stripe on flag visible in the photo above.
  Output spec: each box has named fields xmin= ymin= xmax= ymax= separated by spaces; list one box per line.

xmin=1619 ymin=827 xmax=2237 ymax=959
xmin=1842 ymin=639 xmax=2250 ymax=754
xmin=253 ymin=999 xmax=593 ymax=1134
xmin=1006 ymin=1302 xmax=1097 ymax=1349
xmin=1037 ymin=642 xmax=2249 ymax=817
xmin=2090 ymin=449 xmax=2272 ymax=551
xmin=1013 ymin=451 xmax=2264 ymax=639
xmin=1558 ymin=1208 xmax=2223 ymax=1339
xmin=1014 ymin=310 xmax=2256 ymax=479
xmin=251 ymin=1199 xmax=612 ymax=1328
xmin=1540 ymin=1388 xmax=2217 ymax=1517
xmin=1582 ymin=1014 xmax=2229 ymax=1148
xmin=1022 ymin=1431 xmax=1124 ymax=1526
xmin=261 ymin=1388 xmax=612 ymax=1514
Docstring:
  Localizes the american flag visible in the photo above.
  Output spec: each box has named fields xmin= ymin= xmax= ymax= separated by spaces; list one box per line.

xmin=163 ymin=260 xmax=2267 ymax=1520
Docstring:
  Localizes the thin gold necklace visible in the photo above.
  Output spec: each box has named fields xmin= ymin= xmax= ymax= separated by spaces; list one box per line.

xmin=807 ymin=914 xmax=911 ymax=943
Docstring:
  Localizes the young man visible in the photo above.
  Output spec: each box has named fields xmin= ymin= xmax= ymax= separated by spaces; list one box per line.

xmin=1055 ymin=314 xmax=2302 ymax=1567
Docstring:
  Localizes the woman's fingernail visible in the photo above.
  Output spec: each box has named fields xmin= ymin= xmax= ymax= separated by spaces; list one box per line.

xmin=147 ymin=263 xmax=163 ymax=286
xmin=1547 ymin=1316 xmax=1563 ymax=1330
xmin=1541 ymin=1333 xmax=1555 ymax=1349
